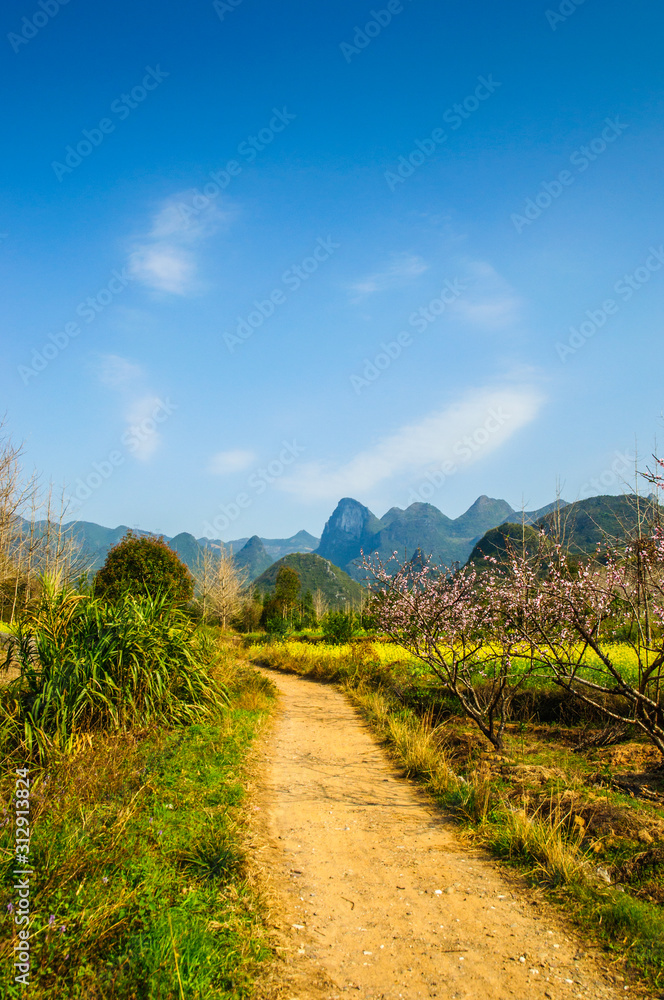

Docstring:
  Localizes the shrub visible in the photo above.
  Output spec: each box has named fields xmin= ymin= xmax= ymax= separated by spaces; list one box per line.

xmin=264 ymin=612 xmax=290 ymax=638
xmin=233 ymin=595 xmax=264 ymax=633
xmin=94 ymin=531 xmax=193 ymax=603
xmin=322 ymin=610 xmax=360 ymax=645
xmin=0 ymin=581 xmax=224 ymax=760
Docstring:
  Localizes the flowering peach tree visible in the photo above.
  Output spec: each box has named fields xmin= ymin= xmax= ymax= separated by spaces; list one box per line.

xmin=363 ymin=552 xmax=542 ymax=752
xmin=495 ymin=530 xmax=664 ymax=758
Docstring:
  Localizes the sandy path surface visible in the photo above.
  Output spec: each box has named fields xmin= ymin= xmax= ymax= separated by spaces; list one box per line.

xmin=253 ymin=668 xmax=625 ymax=1000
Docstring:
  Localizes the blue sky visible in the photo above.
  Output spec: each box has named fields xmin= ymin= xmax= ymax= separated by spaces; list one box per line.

xmin=1 ymin=0 xmax=663 ymax=540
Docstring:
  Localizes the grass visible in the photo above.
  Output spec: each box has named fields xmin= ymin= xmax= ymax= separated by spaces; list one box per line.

xmin=252 ymin=636 xmax=664 ymax=993
xmin=1 ymin=586 xmax=227 ymax=760
xmin=0 ymin=648 xmax=276 ymax=999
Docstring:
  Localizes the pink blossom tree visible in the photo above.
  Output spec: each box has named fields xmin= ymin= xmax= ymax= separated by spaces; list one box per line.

xmin=496 ymin=528 xmax=664 ymax=758
xmin=363 ymin=552 xmax=543 ymax=752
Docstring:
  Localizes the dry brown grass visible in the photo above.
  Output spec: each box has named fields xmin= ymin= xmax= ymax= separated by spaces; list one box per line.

xmin=345 ymin=685 xmax=593 ymax=884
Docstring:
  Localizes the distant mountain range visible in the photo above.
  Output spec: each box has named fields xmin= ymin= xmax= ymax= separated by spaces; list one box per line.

xmin=214 ymin=529 xmax=319 ymax=562
xmin=48 ymin=521 xmax=320 ymax=577
xmin=41 ymin=492 xmax=658 ymax=594
xmin=468 ymin=493 xmax=660 ymax=568
xmin=316 ymin=495 xmax=568 ymax=580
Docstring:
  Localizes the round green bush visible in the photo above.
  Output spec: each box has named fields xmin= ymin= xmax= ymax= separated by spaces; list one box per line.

xmin=94 ymin=531 xmax=194 ymax=603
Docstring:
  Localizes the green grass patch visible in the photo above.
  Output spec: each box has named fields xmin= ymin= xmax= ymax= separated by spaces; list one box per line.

xmin=0 ymin=662 xmax=276 ymax=999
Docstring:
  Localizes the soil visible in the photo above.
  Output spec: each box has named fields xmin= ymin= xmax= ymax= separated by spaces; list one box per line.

xmin=251 ymin=668 xmax=632 ymax=1000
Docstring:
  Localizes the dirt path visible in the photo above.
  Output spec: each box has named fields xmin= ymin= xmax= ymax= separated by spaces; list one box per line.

xmin=252 ymin=668 xmax=626 ymax=1000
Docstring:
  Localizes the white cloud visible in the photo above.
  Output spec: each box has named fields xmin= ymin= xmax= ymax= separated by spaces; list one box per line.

xmin=125 ymin=394 xmax=167 ymax=461
xmin=450 ymin=260 xmax=522 ymax=330
xmin=97 ymin=354 xmax=142 ymax=389
xmin=207 ymin=449 xmax=256 ymax=475
xmin=129 ymin=245 xmax=196 ymax=296
xmin=128 ymin=192 xmax=233 ymax=296
xmin=95 ymin=358 xmax=173 ymax=462
xmin=349 ymin=253 xmax=522 ymax=328
xmin=278 ymin=385 xmax=543 ymax=502
xmin=150 ymin=194 xmax=230 ymax=242
xmin=350 ymin=253 xmax=429 ymax=300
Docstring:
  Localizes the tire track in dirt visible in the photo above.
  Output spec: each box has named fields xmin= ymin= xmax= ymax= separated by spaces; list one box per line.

xmin=252 ymin=668 xmax=624 ymax=1000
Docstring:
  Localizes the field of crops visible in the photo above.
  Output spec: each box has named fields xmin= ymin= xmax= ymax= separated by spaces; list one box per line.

xmin=248 ymin=638 xmax=646 ymax=687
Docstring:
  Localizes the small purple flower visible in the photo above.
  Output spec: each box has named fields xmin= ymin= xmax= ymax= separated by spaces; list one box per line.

xmin=58 ymin=926 xmax=66 ymax=935
xmin=48 ymin=914 xmax=56 ymax=927
xmin=158 ymin=829 xmax=164 ymax=836
xmin=7 ymin=902 xmax=14 ymax=914
xmin=102 ymin=876 xmax=108 ymax=884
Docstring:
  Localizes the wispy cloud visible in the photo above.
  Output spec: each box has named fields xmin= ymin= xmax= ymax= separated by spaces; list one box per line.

xmin=96 ymin=355 xmax=172 ymax=462
xmin=278 ymin=384 xmax=543 ymax=501
xmin=349 ymin=252 xmax=522 ymax=329
xmin=129 ymin=245 xmax=196 ymax=296
xmin=125 ymin=394 xmax=167 ymax=461
xmin=128 ymin=192 xmax=233 ymax=295
xmin=349 ymin=252 xmax=429 ymax=300
xmin=207 ymin=449 xmax=256 ymax=475
xmin=96 ymin=353 xmax=142 ymax=389
xmin=450 ymin=260 xmax=522 ymax=330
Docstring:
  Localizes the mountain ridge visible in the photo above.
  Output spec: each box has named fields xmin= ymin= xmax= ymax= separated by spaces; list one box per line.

xmin=467 ymin=494 xmax=660 ymax=567
xmin=29 ymin=493 xmax=641 ymax=586
xmin=315 ymin=496 xmax=570 ymax=580
xmin=42 ymin=521 xmax=322 ymax=576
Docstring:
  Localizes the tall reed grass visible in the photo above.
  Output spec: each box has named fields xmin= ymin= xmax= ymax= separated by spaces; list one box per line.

xmin=1 ymin=580 xmax=227 ymax=760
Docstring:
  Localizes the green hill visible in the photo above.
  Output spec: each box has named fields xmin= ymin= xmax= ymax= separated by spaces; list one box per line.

xmin=467 ymin=494 xmax=661 ymax=569
xmin=253 ymin=553 xmax=365 ymax=608
xmin=452 ymin=495 xmax=515 ymax=538
xmin=538 ymin=494 xmax=659 ymax=554
xmin=168 ymin=532 xmax=205 ymax=570
xmin=467 ymin=522 xmax=543 ymax=568
xmin=234 ymin=535 xmax=274 ymax=581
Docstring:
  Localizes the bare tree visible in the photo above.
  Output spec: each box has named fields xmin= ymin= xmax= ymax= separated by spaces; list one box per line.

xmin=0 ymin=426 xmax=37 ymax=618
xmin=0 ymin=424 xmax=87 ymax=621
xmin=312 ymin=587 xmax=328 ymax=620
xmin=193 ymin=546 xmax=248 ymax=628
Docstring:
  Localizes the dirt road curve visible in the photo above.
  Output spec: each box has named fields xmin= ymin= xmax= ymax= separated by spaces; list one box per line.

xmin=253 ymin=668 xmax=624 ymax=1000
